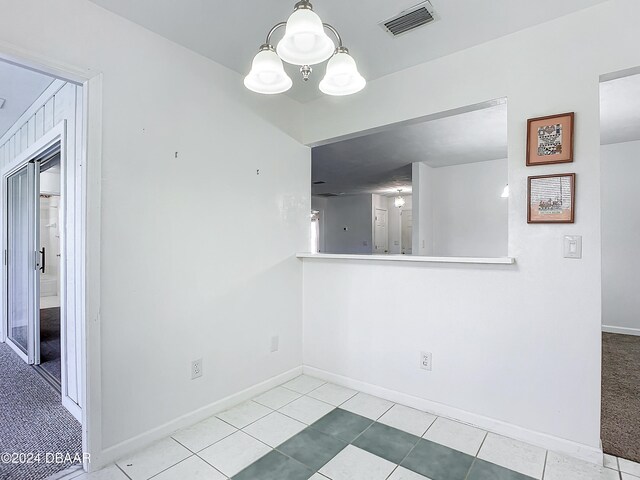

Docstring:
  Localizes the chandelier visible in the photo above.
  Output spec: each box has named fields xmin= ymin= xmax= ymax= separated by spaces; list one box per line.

xmin=244 ymin=0 xmax=366 ymax=96
xmin=394 ymin=189 xmax=406 ymax=208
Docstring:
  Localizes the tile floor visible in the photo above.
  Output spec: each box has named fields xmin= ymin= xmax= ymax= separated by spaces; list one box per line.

xmin=57 ymin=375 xmax=640 ymax=480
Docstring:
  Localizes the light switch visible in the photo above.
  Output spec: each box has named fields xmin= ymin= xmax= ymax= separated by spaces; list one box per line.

xmin=563 ymin=235 xmax=582 ymax=259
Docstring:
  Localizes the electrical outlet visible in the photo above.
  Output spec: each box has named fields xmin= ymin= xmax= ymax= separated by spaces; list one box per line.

xmin=420 ymin=351 xmax=432 ymax=371
xmin=191 ymin=359 xmax=203 ymax=379
xmin=271 ymin=335 xmax=279 ymax=353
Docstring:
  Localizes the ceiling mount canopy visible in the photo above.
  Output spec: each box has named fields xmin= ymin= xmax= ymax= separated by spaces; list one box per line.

xmin=244 ymin=0 xmax=366 ymax=96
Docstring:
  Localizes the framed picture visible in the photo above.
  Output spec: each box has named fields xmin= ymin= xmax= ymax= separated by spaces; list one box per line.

xmin=526 ymin=112 xmax=574 ymax=166
xmin=528 ymin=173 xmax=575 ymax=224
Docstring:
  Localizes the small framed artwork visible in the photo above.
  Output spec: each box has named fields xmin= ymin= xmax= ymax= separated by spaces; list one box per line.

xmin=526 ymin=112 xmax=574 ymax=166
xmin=528 ymin=173 xmax=575 ymax=224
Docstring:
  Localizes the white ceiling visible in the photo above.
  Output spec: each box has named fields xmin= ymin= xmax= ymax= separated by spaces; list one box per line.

xmin=87 ymin=0 xmax=607 ymax=103
xmin=312 ymin=102 xmax=507 ymax=196
xmin=0 ymin=61 xmax=54 ymax=139
xmin=601 ymin=73 xmax=640 ymax=145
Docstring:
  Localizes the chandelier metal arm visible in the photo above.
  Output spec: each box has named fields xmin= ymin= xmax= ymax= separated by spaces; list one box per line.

xmin=322 ymin=23 xmax=343 ymax=48
xmin=265 ymin=22 xmax=287 ymax=45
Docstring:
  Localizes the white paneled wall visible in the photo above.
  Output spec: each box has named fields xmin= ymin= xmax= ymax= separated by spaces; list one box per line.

xmin=0 ymin=79 xmax=84 ymax=418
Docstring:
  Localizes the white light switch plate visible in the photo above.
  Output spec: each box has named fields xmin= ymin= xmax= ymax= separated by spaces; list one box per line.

xmin=563 ymin=235 xmax=582 ymax=259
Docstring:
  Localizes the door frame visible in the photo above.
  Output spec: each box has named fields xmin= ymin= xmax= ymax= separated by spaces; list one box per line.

xmin=0 ymin=41 xmax=103 ymax=472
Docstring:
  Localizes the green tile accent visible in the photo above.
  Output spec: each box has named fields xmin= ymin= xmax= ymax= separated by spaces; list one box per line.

xmin=352 ymin=422 xmax=421 ymax=464
xmin=310 ymin=408 xmax=374 ymax=443
xmin=401 ymin=439 xmax=474 ymax=480
xmin=232 ymin=451 xmax=313 ymax=480
xmin=277 ymin=427 xmax=347 ymax=472
xmin=467 ymin=459 xmax=536 ymax=480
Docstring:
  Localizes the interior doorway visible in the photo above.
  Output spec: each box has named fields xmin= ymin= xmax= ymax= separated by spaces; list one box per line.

xmin=401 ymin=209 xmax=412 ymax=255
xmin=600 ymin=68 xmax=640 ymax=464
xmin=0 ymin=55 xmax=89 ymax=478
xmin=38 ymin=153 xmax=62 ymax=387
xmin=374 ymin=208 xmax=388 ymax=253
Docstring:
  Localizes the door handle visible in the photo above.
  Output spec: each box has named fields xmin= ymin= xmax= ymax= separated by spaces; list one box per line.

xmin=39 ymin=247 xmax=45 ymax=274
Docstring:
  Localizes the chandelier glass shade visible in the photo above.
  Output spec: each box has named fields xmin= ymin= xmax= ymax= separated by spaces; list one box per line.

xmin=277 ymin=8 xmax=335 ymax=66
xmin=244 ymin=46 xmax=293 ymax=94
xmin=394 ymin=190 xmax=406 ymax=208
xmin=245 ymin=0 xmax=365 ymax=96
xmin=319 ymin=48 xmax=366 ymax=96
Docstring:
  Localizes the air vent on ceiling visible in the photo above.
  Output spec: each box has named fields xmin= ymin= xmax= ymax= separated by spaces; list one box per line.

xmin=313 ymin=181 xmax=326 ymax=185
xmin=380 ymin=1 xmax=436 ymax=37
xmin=316 ymin=193 xmax=339 ymax=197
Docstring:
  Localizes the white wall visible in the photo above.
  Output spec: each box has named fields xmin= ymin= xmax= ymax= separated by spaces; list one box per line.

xmin=40 ymin=170 xmax=61 ymax=195
xmin=311 ymin=196 xmax=327 ymax=253
xmin=301 ymin=0 xmax=640 ymax=463
xmin=601 ymin=140 xmax=640 ymax=335
xmin=411 ymin=159 xmax=508 ymax=257
xmin=431 ymin=159 xmax=508 ymax=257
xmin=412 ymin=162 xmax=434 ymax=255
xmin=323 ymin=194 xmax=373 ymax=254
xmin=388 ymin=195 xmax=412 ymax=254
xmin=0 ymin=0 xmax=309 ymax=466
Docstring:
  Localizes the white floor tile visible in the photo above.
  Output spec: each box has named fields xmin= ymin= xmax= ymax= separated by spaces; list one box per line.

xmin=282 ymin=375 xmax=326 ymax=394
xmin=378 ymin=404 xmax=436 ymax=437
xmin=387 ymin=466 xmax=432 ymax=480
xmin=307 ymin=383 xmax=358 ymax=406
xmin=319 ymin=445 xmax=396 ymax=480
xmin=622 ymin=473 xmax=640 ymax=480
xmin=603 ymin=454 xmax=618 ymax=471
xmin=253 ymin=386 xmax=302 ymax=410
xmin=73 ymin=465 xmax=129 ymax=480
xmin=620 ymin=459 xmax=640 ymax=477
xmin=422 ymin=417 xmax=486 ymax=456
xmin=243 ymin=411 xmax=306 ymax=447
xmin=216 ymin=400 xmax=272 ymax=429
xmin=172 ymin=416 xmax=237 ymax=452
xmin=198 ymin=431 xmax=270 ymax=478
xmin=340 ymin=393 xmax=394 ymax=420
xmin=116 ymin=438 xmax=191 ymax=480
xmin=544 ymin=452 xmax=620 ymax=480
xmin=477 ymin=433 xmax=546 ymax=479
xmin=152 ymin=456 xmax=225 ymax=480
xmin=278 ymin=395 xmax=335 ymax=424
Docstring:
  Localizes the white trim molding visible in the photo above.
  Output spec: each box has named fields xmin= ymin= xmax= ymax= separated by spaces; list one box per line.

xmin=303 ymin=365 xmax=604 ymax=466
xmin=602 ymin=325 xmax=640 ymax=337
xmin=296 ymin=253 xmax=515 ymax=265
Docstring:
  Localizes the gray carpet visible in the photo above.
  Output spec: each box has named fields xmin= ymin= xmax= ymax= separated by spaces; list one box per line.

xmin=602 ymin=332 xmax=640 ymax=464
xmin=0 ymin=342 xmax=81 ymax=480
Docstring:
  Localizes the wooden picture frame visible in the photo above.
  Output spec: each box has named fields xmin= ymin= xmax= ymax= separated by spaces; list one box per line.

xmin=527 ymin=173 xmax=575 ymax=224
xmin=526 ymin=112 xmax=574 ymax=166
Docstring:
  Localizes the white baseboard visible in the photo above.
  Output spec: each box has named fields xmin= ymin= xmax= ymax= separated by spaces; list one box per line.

xmin=602 ymin=325 xmax=640 ymax=336
xmin=303 ymin=366 xmax=603 ymax=466
xmin=98 ymin=366 xmax=303 ymax=468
